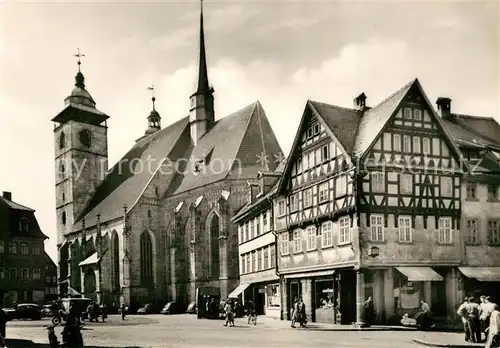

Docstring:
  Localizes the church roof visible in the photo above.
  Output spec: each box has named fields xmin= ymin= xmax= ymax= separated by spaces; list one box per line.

xmin=75 ymin=116 xmax=189 ymax=228
xmin=74 ymin=100 xmax=282 ymax=231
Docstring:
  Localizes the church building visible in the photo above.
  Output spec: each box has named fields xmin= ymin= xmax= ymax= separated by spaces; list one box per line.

xmin=52 ymin=2 xmax=282 ymax=309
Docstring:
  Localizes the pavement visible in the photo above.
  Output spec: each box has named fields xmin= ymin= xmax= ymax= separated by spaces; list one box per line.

xmin=3 ymin=314 xmax=472 ymax=348
xmin=412 ymin=331 xmax=486 ymax=348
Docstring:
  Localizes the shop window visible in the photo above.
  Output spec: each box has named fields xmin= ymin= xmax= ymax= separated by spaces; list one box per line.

xmin=316 ymin=280 xmax=335 ymax=310
xmin=394 ymin=270 xmax=422 ymax=311
xmin=267 ymin=284 xmax=280 ymax=308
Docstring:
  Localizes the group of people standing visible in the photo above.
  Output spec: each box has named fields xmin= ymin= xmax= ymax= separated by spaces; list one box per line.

xmin=457 ymin=295 xmax=500 ymax=348
xmin=86 ymin=302 xmax=107 ymax=322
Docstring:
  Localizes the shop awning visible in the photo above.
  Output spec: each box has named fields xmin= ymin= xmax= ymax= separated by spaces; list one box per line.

xmin=284 ymin=269 xmax=335 ymax=279
xmin=395 ymin=267 xmax=443 ymax=281
xmin=228 ymin=283 xmax=250 ymax=298
xmin=458 ymin=267 xmax=500 ymax=281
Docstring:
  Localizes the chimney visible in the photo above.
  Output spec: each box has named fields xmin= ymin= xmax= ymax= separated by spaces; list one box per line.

xmin=353 ymin=93 xmax=367 ymax=110
xmin=247 ymin=182 xmax=260 ymax=205
xmin=2 ymin=191 xmax=12 ymax=201
xmin=436 ymin=97 xmax=452 ymax=120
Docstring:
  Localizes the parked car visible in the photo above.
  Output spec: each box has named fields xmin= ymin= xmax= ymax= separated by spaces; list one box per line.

xmin=186 ymin=302 xmax=196 ymax=314
xmin=5 ymin=303 xmax=42 ymax=320
xmin=137 ymin=303 xmax=156 ymax=314
xmin=160 ymin=302 xmax=184 ymax=315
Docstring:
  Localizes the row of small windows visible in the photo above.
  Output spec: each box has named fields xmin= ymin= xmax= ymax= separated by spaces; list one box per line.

xmin=466 ymin=183 xmax=499 ymax=201
xmin=465 ymin=219 xmax=500 ymax=246
xmin=279 ymin=217 xmax=351 ymax=255
xmin=0 ymin=241 xmax=41 ymax=255
xmin=305 ymin=122 xmax=321 ymax=139
xmin=382 ymin=134 xmax=447 ymax=156
xmin=370 ymin=172 xmax=455 ymax=196
xmin=238 ymin=212 xmax=269 ymax=244
xmin=403 ymin=107 xmax=423 ymax=121
xmin=45 ymin=275 xmax=58 ymax=284
xmin=240 ymin=244 xmax=276 ymax=274
xmin=369 ymin=215 xmax=452 ymax=244
xmin=0 ymin=267 xmax=41 ymax=280
xmin=277 ymin=176 xmax=349 ymax=216
xmin=293 ymin=144 xmax=335 ymax=175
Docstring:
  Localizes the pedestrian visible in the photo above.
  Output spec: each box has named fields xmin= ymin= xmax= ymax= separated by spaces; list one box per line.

xmin=364 ymin=296 xmax=375 ymax=327
xmin=0 ymin=304 xmax=8 ymax=341
xmin=465 ymin=297 xmax=482 ymax=343
xmin=224 ymin=300 xmax=234 ymax=327
xmin=481 ymin=296 xmax=496 ymax=340
xmin=119 ymin=303 xmax=126 ymax=320
xmin=100 ymin=303 xmax=107 ymax=322
xmin=458 ymin=297 xmax=471 ymax=342
xmin=298 ymin=297 xmax=307 ymax=327
xmin=485 ymin=304 xmax=500 ymax=348
xmin=291 ymin=297 xmax=299 ymax=328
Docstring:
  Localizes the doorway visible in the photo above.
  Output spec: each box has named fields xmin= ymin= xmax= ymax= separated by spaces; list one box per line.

xmin=255 ymin=287 xmax=265 ymax=315
xmin=288 ymin=281 xmax=302 ymax=320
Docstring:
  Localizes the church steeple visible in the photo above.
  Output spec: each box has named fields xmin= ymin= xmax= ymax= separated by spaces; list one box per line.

xmin=145 ymin=84 xmax=161 ymax=136
xmin=196 ymin=0 xmax=210 ymax=94
xmin=189 ymin=0 xmax=215 ymax=145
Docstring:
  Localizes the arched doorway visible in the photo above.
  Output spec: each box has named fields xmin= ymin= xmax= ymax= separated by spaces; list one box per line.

xmin=84 ymin=268 xmax=96 ymax=300
xmin=209 ymin=214 xmax=220 ymax=279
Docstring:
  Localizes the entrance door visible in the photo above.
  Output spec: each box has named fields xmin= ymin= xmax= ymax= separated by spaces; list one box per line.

xmin=431 ymin=281 xmax=447 ymax=316
xmin=255 ymin=288 xmax=265 ymax=315
xmin=339 ymin=271 xmax=356 ymax=324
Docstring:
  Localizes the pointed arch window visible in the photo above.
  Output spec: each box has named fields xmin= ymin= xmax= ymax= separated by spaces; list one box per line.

xmin=140 ymin=232 xmax=153 ymax=287
xmin=62 ymin=212 xmax=67 ymax=225
xmin=59 ymin=132 xmax=65 ymax=149
xmin=111 ymin=232 xmax=120 ymax=292
xmin=209 ymin=214 xmax=220 ymax=279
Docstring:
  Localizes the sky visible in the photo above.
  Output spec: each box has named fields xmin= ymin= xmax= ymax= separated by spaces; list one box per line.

xmin=0 ymin=0 xmax=498 ymax=262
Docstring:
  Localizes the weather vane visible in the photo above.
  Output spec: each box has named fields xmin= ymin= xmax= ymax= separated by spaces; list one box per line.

xmin=147 ymin=84 xmax=156 ymax=110
xmin=73 ymin=48 xmax=85 ymax=72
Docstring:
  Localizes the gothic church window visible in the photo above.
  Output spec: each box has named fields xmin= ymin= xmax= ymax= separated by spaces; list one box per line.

xmin=140 ymin=232 xmax=153 ymax=287
xmin=62 ymin=212 xmax=66 ymax=225
xmin=111 ymin=232 xmax=120 ymax=292
xmin=209 ymin=214 xmax=220 ymax=279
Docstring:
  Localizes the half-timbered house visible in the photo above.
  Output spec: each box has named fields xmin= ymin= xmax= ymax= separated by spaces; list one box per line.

xmin=274 ymin=78 xmax=493 ymax=326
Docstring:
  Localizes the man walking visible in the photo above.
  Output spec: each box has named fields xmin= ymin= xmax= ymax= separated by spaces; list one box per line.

xmin=458 ymin=297 xmax=471 ymax=342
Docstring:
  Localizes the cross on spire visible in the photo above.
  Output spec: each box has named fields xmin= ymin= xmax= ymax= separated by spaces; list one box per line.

xmin=147 ymin=84 xmax=156 ymax=110
xmin=73 ymin=48 xmax=85 ymax=72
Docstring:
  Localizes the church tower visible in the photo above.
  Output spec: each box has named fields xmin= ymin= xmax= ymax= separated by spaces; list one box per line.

xmin=189 ymin=0 xmax=215 ymax=145
xmin=52 ymin=50 xmax=110 ymax=242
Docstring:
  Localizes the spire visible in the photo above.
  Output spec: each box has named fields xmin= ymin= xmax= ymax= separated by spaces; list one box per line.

xmin=144 ymin=84 xmax=161 ymax=136
xmin=196 ymin=0 xmax=210 ymax=93
xmin=73 ymin=48 xmax=86 ymax=89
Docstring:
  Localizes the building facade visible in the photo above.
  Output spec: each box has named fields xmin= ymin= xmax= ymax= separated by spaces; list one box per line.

xmin=0 ymin=191 xmax=48 ymax=306
xmin=54 ymin=3 xmax=283 ymax=310
xmin=45 ymin=252 xmax=59 ymax=303
xmin=230 ymin=168 xmax=284 ymax=319
xmin=274 ymin=79 xmax=500 ymax=326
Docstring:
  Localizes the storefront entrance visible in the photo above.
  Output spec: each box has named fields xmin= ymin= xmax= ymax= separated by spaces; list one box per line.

xmin=288 ymin=281 xmax=302 ymax=320
xmin=338 ymin=271 xmax=356 ymax=324
xmin=255 ymin=287 xmax=266 ymax=315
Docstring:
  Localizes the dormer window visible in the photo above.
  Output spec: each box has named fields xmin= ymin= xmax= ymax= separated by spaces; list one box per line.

xmin=19 ymin=218 xmax=29 ymax=232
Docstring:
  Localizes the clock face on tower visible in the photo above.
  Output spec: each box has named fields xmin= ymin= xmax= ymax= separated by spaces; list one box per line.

xmin=79 ymin=129 xmax=92 ymax=147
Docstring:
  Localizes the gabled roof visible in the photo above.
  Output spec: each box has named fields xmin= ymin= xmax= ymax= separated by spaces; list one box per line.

xmin=166 ymin=101 xmax=282 ymax=196
xmin=353 ymin=79 xmax=414 ymax=156
xmin=308 ymin=101 xmax=361 ymax=154
xmin=0 ymin=196 xmax=35 ymax=211
xmin=75 ymin=116 xmax=189 ymax=229
xmin=445 ymin=114 xmax=500 ymax=149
